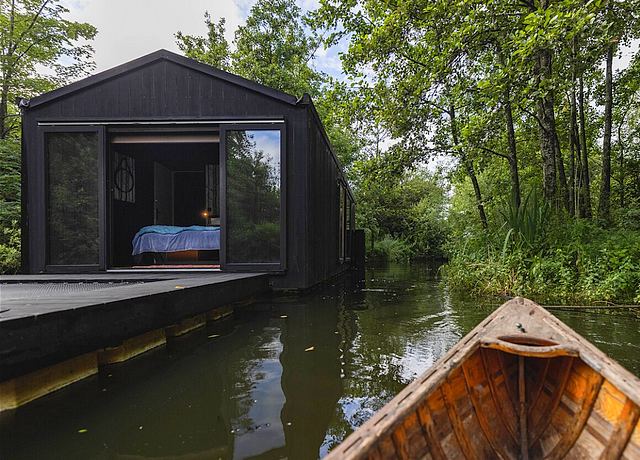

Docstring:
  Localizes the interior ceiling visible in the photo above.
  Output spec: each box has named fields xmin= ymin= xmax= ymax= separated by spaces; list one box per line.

xmin=112 ymin=142 xmax=219 ymax=171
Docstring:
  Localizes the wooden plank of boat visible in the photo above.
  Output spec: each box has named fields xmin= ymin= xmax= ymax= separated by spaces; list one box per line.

xmin=326 ymin=297 xmax=640 ymax=460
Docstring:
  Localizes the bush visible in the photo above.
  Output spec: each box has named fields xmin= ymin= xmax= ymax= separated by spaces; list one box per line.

xmin=445 ymin=218 xmax=640 ymax=304
xmin=0 ymin=221 xmax=20 ymax=274
xmin=369 ymin=236 xmax=412 ymax=262
xmin=0 ymin=139 xmax=21 ymax=274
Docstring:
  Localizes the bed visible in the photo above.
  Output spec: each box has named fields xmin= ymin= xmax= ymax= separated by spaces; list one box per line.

xmin=132 ymin=225 xmax=220 ymax=258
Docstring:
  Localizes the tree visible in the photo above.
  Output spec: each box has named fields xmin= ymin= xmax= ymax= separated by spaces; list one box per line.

xmin=175 ymin=0 xmax=364 ymax=171
xmin=0 ymin=0 xmax=97 ymax=139
xmin=232 ymin=0 xmax=323 ymax=98
xmin=175 ymin=13 xmax=230 ymax=70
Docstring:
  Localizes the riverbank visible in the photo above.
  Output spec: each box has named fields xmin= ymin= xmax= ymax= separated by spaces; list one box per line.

xmin=444 ymin=221 xmax=640 ymax=305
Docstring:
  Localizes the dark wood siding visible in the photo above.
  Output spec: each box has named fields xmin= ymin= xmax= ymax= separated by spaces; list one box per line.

xmin=306 ymin=107 xmax=352 ymax=287
xmin=22 ymin=55 xmax=351 ymax=289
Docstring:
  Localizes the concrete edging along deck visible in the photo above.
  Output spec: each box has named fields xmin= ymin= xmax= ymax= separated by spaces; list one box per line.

xmin=0 ymin=272 xmax=270 ymax=410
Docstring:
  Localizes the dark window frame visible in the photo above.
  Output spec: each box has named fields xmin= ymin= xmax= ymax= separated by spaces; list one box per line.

xmin=41 ymin=125 xmax=106 ymax=272
xmin=219 ymin=123 xmax=287 ymax=272
xmin=338 ymin=181 xmax=347 ymax=263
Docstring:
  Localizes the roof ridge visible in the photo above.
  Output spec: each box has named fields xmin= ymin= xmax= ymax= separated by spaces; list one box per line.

xmin=26 ymin=49 xmax=299 ymax=108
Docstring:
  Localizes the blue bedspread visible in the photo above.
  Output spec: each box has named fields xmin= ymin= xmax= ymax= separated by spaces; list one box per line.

xmin=132 ymin=225 xmax=220 ymax=255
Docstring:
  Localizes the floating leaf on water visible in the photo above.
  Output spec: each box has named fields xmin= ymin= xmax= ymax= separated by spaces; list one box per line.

xmin=305 ymin=346 xmax=315 ymax=352
xmin=139 ymin=426 xmax=143 ymax=430
xmin=280 ymin=315 xmax=288 ymax=318
xmin=208 ymin=334 xmax=220 ymax=339
xmin=78 ymin=428 xmax=88 ymax=434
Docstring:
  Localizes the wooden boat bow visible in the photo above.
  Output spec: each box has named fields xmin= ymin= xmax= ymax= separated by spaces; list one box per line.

xmin=326 ymin=297 xmax=640 ymax=460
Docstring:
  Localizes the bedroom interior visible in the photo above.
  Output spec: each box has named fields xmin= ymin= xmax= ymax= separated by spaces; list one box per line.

xmin=109 ymin=131 xmax=221 ymax=268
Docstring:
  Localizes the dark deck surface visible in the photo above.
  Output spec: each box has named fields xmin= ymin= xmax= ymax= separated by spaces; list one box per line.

xmin=0 ymin=272 xmax=264 ymax=320
xmin=0 ymin=272 xmax=270 ymax=380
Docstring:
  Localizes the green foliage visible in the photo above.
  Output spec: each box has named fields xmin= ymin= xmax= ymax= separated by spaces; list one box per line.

xmin=175 ymin=1 xmax=365 ymax=173
xmin=0 ymin=138 xmax=20 ymax=273
xmin=499 ymin=191 xmax=550 ymax=251
xmin=1 ymin=0 xmax=97 ymax=137
xmin=370 ymin=236 xmax=411 ymax=262
xmin=175 ymin=13 xmax=230 ymax=70
xmin=0 ymin=138 xmax=20 ymax=225
xmin=232 ymin=0 xmax=323 ymax=98
xmin=445 ymin=220 xmax=640 ymax=304
xmin=355 ymin=160 xmax=449 ymax=260
xmin=0 ymin=220 xmax=20 ymax=274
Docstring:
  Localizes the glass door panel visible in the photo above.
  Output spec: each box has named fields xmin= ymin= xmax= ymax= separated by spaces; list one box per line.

xmin=45 ymin=128 xmax=105 ymax=269
xmin=222 ymin=126 xmax=284 ymax=269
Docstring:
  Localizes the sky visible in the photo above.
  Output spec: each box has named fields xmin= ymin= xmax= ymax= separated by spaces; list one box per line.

xmin=60 ymin=0 xmax=344 ymax=78
xmin=59 ymin=0 xmax=636 ymax=89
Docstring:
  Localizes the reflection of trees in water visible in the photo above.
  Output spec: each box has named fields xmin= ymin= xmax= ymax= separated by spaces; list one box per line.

xmin=322 ymin=264 xmax=471 ymax=453
xmin=48 ymin=133 xmax=99 ymax=264
xmin=275 ymin=288 xmax=344 ymax=460
xmin=226 ymin=131 xmax=280 ymax=263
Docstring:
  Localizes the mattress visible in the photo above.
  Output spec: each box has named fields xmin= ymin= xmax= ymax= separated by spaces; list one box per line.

xmin=132 ymin=225 xmax=220 ymax=255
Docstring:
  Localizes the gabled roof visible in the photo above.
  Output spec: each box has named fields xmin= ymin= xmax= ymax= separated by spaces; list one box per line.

xmin=26 ymin=49 xmax=299 ymax=108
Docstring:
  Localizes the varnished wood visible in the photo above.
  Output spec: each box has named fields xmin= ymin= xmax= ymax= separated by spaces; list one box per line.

xmin=391 ymin=425 xmax=410 ymax=460
xmin=325 ymin=298 xmax=640 ymax=460
xmin=546 ymin=373 xmax=604 ymax=459
xmin=599 ymin=399 xmax=640 ymax=460
xmin=519 ymin=356 xmax=530 ymax=460
xmin=461 ymin=360 xmax=514 ymax=459
xmin=529 ymin=357 xmax=574 ymax=447
xmin=528 ymin=359 xmax=551 ymax=416
xmin=480 ymin=349 xmax=518 ymax=442
xmin=416 ymin=403 xmax=447 ymax=460
xmin=441 ymin=380 xmax=477 ymax=460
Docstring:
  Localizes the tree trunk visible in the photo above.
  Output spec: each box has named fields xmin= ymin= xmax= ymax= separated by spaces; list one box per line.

xmin=450 ymin=104 xmax=488 ymax=229
xmin=598 ymin=42 xmax=614 ymax=224
xmin=570 ymin=52 xmax=581 ymax=217
xmin=553 ymin=113 xmax=570 ymax=212
xmin=0 ymin=88 xmax=8 ymax=140
xmin=536 ymin=49 xmax=557 ymax=205
xmin=568 ymin=116 xmax=575 ymax=217
xmin=618 ymin=122 xmax=625 ymax=209
xmin=578 ymin=77 xmax=592 ymax=217
xmin=504 ymin=91 xmax=521 ymax=209
xmin=0 ymin=0 xmax=16 ymax=139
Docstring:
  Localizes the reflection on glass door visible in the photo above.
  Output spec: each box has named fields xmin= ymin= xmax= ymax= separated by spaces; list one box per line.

xmin=47 ymin=131 xmax=101 ymax=266
xmin=224 ymin=128 xmax=283 ymax=267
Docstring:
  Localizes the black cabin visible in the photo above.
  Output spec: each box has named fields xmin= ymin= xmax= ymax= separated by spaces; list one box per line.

xmin=20 ymin=50 xmax=355 ymax=289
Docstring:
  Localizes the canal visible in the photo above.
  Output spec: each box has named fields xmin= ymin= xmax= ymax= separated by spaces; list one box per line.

xmin=1 ymin=263 xmax=638 ymax=459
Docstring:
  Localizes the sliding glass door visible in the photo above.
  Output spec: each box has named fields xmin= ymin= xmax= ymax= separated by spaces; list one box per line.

xmin=43 ymin=126 xmax=106 ymax=271
xmin=220 ymin=124 xmax=285 ymax=271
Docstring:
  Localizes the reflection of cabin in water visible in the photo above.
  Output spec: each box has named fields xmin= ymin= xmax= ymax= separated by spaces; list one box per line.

xmin=20 ymin=49 xmax=355 ymax=289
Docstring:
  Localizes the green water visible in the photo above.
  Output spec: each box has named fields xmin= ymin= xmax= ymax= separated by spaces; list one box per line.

xmin=1 ymin=264 xmax=638 ymax=459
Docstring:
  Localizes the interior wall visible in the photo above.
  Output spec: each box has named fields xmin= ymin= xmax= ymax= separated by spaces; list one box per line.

xmin=111 ymin=156 xmax=154 ymax=266
xmin=174 ymin=172 xmax=205 ymax=226
xmin=153 ymin=163 xmax=173 ymax=225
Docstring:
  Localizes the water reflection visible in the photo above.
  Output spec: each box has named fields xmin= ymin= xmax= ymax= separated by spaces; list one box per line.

xmin=1 ymin=263 xmax=638 ymax=459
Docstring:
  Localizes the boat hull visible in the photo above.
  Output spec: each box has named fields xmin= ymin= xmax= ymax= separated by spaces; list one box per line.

xmin=326 ymin=297 xmax=640 ymax=459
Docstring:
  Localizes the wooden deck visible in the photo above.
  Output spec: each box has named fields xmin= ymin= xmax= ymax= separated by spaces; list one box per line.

xmin=0 ymin=272 xmax=270 ymax=381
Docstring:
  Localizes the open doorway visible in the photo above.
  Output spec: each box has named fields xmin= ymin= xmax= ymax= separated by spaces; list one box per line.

xmin=109 ymin=130 xmax=220 ymax=269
